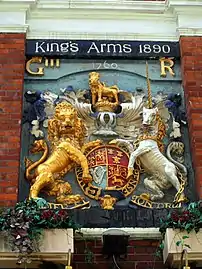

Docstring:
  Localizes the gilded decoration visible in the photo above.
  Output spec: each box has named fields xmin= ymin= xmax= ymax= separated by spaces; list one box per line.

xmin=89 ymin=71 xmax=120 ymax=112
xmin=23 ymin=60 xmax=190 ymax=209
xmin=25 ymin=102 xmax=102 ymax=208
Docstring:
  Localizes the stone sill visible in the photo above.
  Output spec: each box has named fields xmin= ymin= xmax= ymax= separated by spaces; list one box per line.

xmin=163 ymin=228 xmax=202 ymax=268
xmin=79 ymin=227 xmax=161 ymax=239
xmin=0 ymin=229 xmax=74 ymax=268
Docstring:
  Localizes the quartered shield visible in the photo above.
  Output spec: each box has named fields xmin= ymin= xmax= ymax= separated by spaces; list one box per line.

xmin=75 ymin=145 xmax=140 ymax=200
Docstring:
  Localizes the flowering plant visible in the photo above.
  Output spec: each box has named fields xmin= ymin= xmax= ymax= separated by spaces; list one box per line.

xmin=156 ymin=201 xmax=202 ymax=256
xmin=159 ymin=201 xmax=202 ymax=237
xmin=0 ymin=199 xmax=79 ymax=264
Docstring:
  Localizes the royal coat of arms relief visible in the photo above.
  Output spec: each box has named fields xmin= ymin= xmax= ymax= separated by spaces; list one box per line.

xmin=23 ymin=61 xmax=189 ymax=210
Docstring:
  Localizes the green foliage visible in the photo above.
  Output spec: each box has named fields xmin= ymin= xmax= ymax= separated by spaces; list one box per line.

xmin=156 ymin=201 xmax=202 ymax=256
xmin=84 ymin=247 xmax=94 ymax=264
xmin=0 ymin=199 xmax=80 ymax=264
xmin=159 ymin=201 xmax=202 ymax=238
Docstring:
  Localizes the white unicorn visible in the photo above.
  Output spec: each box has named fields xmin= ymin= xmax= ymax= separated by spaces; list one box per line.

xmin=127 ymin=106 xmax=187 ymax=202
xmin=111 ymin=63 xmax=187 ymax=203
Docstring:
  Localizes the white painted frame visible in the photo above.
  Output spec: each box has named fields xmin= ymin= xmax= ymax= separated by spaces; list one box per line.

xmin=0 ymin=0 xmax=202 ymax=40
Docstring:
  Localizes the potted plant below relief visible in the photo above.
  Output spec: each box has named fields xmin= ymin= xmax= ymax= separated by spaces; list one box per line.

xmin=159 ymin=201 xmax=202 ymax=266
xmin=0 ymin=199 xmax=78 ymax=264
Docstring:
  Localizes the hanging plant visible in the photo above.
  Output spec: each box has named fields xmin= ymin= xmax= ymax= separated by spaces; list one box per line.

xmin=0 ymin=199 xmax=80 ymax=264
xmin=159 ymin=201 xmax=202 ymax=236
xmin=156 ymin=200 xmax=202 ymax=256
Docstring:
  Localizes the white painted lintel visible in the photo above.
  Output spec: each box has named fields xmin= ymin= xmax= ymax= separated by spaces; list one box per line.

xmin=78 ymin=228 xmax=162 ymax=240
xmin=1 ymin=0 xmax=202 ymax=40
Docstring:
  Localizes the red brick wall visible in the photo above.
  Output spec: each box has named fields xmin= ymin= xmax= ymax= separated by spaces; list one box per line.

xmin=73 ymin=239 xmax=165 ymax=269
xmin=180 ymin=37 xmax=202 ymax=200
xmin=0 ymin=33 xmax=25 ymax=206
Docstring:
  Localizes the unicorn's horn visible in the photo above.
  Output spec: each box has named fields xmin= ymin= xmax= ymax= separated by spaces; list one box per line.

xmin=146 ymin=62 xmax=152 ymax=109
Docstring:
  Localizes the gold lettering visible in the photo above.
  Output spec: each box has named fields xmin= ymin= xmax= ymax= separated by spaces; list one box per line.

xmin=48 ymin=202 xmax=64 ymax=209
xmin=160 ymin=57 xmax=175 ymax=77
xmin=56 ymin=59 xmax=60 ymax=67
xmin=50 ymin=59 xmax=54 ymax=67
xmin=26 ymin=57 xmax=60 ymax=76
xmin=45 ymin=58 xmax=49 ymax=67
xmin=26 ymin=57 xmax=44 ymax=75
xmin=44 ymin=58 xmax=60 ymax=68
xmin=47 ymin=202 xmax=54 ymax=209
xmin=164 ymin=203 xmax=172 ymax=209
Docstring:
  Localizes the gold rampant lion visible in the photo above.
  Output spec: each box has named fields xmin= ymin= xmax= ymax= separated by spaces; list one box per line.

xmin=89 ymin=72 xmax=119 ymax=106
xmin=25 ymin=102 xmax=101 ymax=202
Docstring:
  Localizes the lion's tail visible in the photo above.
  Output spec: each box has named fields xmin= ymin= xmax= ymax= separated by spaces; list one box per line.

xmin=25 ymin=141 xmax=49 ymax=184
